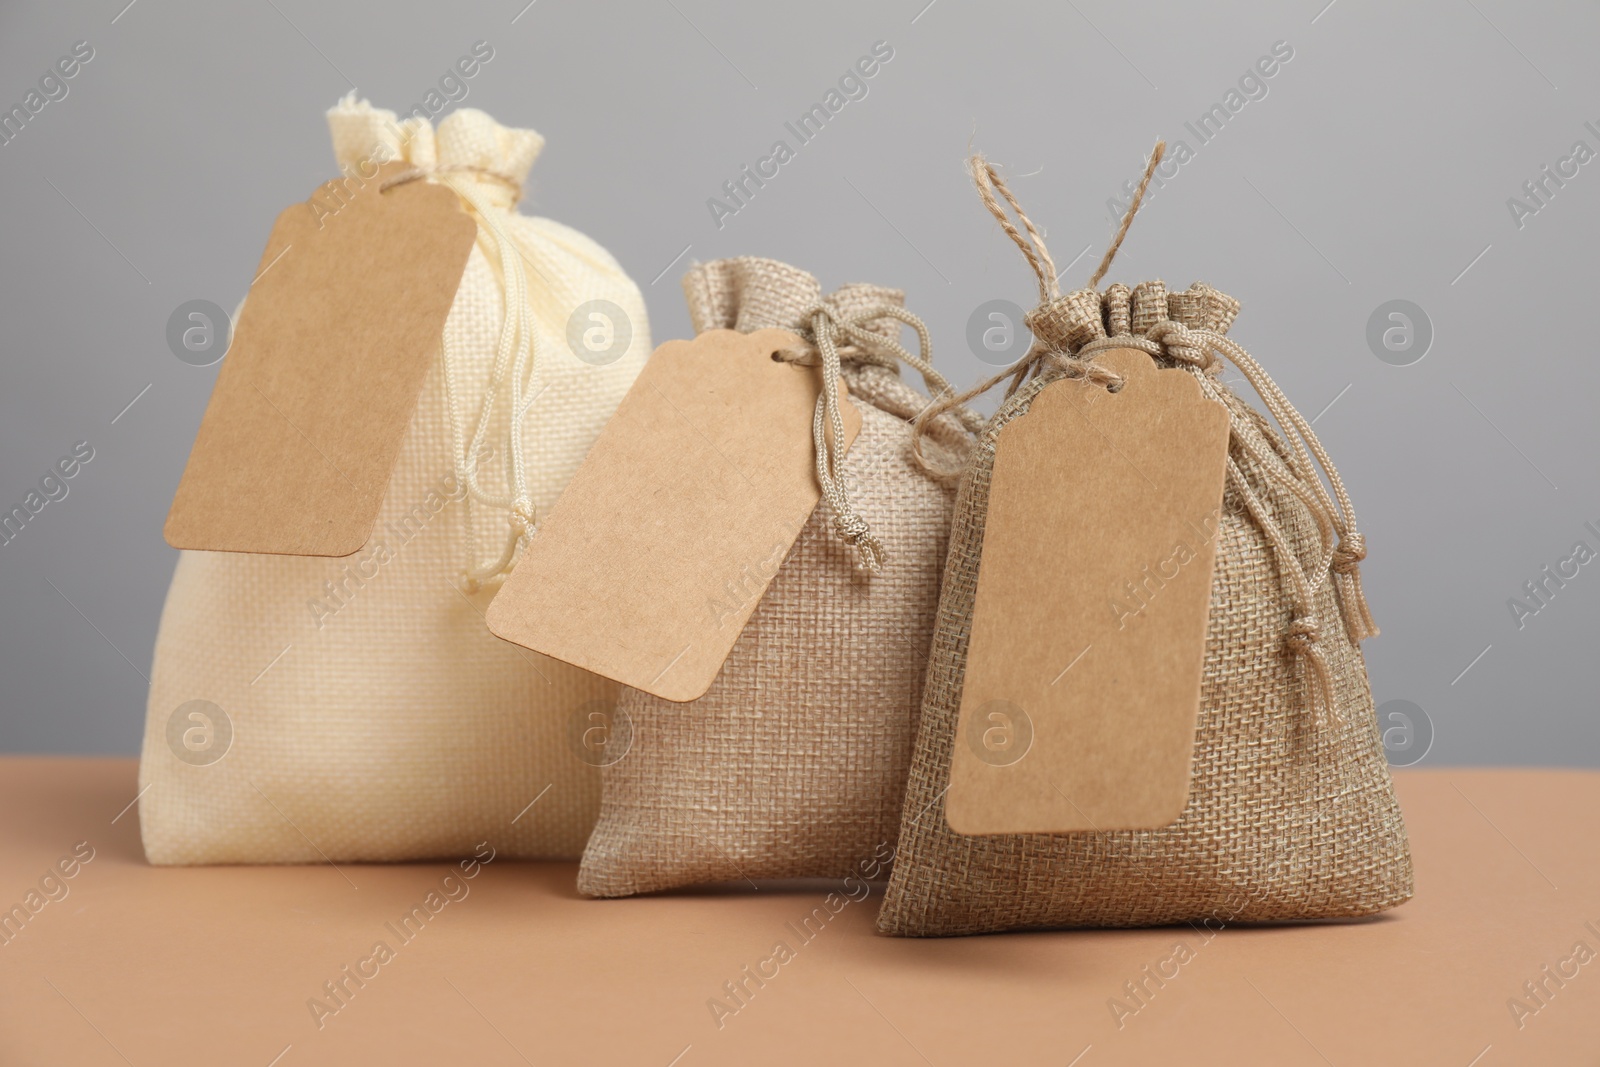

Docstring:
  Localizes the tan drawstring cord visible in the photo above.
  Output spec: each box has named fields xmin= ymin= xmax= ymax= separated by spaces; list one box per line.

xmin=777 ymin=302 xmax=980 ymax=574
xmin=937 ymin=138 xmax=1377 ymax=717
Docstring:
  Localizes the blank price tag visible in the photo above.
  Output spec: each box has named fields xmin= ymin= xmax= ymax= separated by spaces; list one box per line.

xmin=165 ymin=163 xmax=477 ymax=556
xmin=946 ymin=347 xmax=1231 ymax=835
xmin=486 ymin=328 xmax=859 ymax=702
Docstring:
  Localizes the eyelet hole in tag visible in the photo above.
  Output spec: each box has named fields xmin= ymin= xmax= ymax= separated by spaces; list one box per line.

xmin=946 ymin=346 xmax=1231 ymax=835
xmin=486 ymin=328 xmax=860 ymax=702
xmin=164 ymin=162 xmax=478 ymax=557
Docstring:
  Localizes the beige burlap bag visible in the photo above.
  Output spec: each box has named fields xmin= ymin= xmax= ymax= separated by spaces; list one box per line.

xmin=577 ymin=257 xmax=978 ymax=897
xmin=139 ymin=99 xmax=651 ymax=864
xmin=877 ymin=152 xmax=1412 ymax=936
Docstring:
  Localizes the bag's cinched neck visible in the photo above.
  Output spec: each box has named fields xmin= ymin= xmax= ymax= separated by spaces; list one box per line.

xmin=682 ymin=258 xmax=901 ymax=353
xmin=936 ymin=143 xmax=1378 ymax=718
xmin=327 ymin=95 xmax=541 ymax=211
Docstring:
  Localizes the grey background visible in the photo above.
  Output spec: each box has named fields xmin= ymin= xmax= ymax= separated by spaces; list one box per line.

xmin=0 ymin=0 xmax=1593 ymax=764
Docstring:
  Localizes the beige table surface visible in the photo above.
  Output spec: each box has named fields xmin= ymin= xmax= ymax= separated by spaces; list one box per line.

xmin=1 ymin=758 xmax=1595 ymax=1066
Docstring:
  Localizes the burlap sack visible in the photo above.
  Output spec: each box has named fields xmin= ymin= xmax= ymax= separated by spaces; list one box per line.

xmin=577 ymin=257 xmax=976 ymax=897
xmin=877 ymin=160 xmax=1411 ymax=935
xmin=139 ymin=99 xmax=650 ymax=864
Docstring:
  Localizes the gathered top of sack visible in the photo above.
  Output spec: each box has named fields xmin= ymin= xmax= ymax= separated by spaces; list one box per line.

xmin=682 ymin=255 xmax=909 ymax=353
xmin=327 ymin=94 xmax=542 ymax=211
xmin=1026 ymin=278 xmax=1239 ymax=357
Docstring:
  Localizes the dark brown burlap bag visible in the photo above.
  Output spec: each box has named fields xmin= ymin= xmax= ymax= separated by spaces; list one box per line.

xmin=877 ymin=153 xmax=1412 ymax=936
xmin=577 ymin=257 xmax=978 ymax=897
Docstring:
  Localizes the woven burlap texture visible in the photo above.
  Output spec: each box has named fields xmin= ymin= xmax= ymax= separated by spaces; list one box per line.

xmin=878 ymin=281 xmax=1413 ymax=936
xmin=138 ymin=99 xmax=651 ymax=864
xmin=577 ymin=257 xmax=964 ymax=897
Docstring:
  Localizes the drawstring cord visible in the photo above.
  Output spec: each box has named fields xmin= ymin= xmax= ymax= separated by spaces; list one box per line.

xmin=382 ymin=165 xmax=539 ymax=591
xmin=777 ymin=302 xmax=981 ymax=574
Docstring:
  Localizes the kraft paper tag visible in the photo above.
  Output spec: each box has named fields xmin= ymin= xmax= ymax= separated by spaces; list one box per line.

xmin=486 ymin=328 xmax=859 ymax=702
xmin=946 ymin=347 xmax=1231 ymax=835
xmin=165 ymin=163 xmax=477 ymax=556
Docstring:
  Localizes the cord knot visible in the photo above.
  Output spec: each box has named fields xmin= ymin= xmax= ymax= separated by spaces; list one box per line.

xmin=834 ymin=511 xmax=870 ymax=539
xmin=1285 ymin=610 xmax=1341 ymax=723
xmin=834 ymin=511 xmax=887 ymax=572
xmin=1331 ymin=532 xmax=1367 ymax=574
xmin=1285 ymin=612 xmax=1322 ymax=652
xmin=1146 ymin=320 xmax=1220 ymax=374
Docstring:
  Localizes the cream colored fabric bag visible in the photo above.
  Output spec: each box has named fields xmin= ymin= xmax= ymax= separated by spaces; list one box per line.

xmin=577 ymin=257 xmax=976 ymax=897
xmin=139 ymin=99 xmax=650 ymax=864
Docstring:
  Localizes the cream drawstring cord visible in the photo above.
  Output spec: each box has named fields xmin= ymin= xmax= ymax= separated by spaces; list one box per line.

xmin=382 ymin=165 xmax=540 ymax=591
xmin=927 ymin=139 xmax=1378 ymax=719
xmin=778 ymin=302 xmax=980 ymax=574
